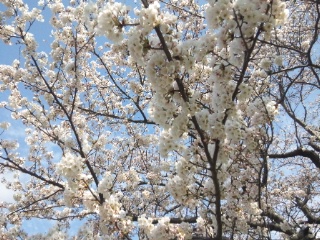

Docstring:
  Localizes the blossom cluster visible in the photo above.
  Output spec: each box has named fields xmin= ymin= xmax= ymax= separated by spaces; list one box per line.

xmin=138 ymin=0 xmax=287 ymax=235
xmin=135 ymin=1 xmax=160 ymax=33
xmin=97 ymin=171 xmax=114 ymax=199
xmin=56 ymin=152 xmax=84 ymax=181
xmin=139 ymin=215 xmax=192 ymax=240
xmin=96 ymin=2 xmax=129 ymax=42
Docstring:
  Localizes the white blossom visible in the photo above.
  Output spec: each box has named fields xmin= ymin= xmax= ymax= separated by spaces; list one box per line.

xmin=56 ymin=152 xmax=84 ymax=180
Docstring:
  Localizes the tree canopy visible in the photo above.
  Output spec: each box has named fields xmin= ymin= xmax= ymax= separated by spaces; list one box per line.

xmin=0 ymin=0 xmax=319 ymax=239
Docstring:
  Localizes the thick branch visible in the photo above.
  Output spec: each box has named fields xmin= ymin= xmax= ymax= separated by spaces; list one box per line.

xmin=296 ymin=197 xmax=320 ymax=224
xmin=0 ymin=149 xmax=64 ymax=189
xmin=268 ymin=148 xmax=320 ymax=168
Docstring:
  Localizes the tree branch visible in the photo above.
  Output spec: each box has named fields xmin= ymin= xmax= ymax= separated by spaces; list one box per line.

xmin=268 ymin=148 xmax=320 ymax=168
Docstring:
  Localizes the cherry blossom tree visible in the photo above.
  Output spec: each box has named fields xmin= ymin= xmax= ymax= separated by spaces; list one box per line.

xmin=0 ymin=0 xmax=319 ymax=239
